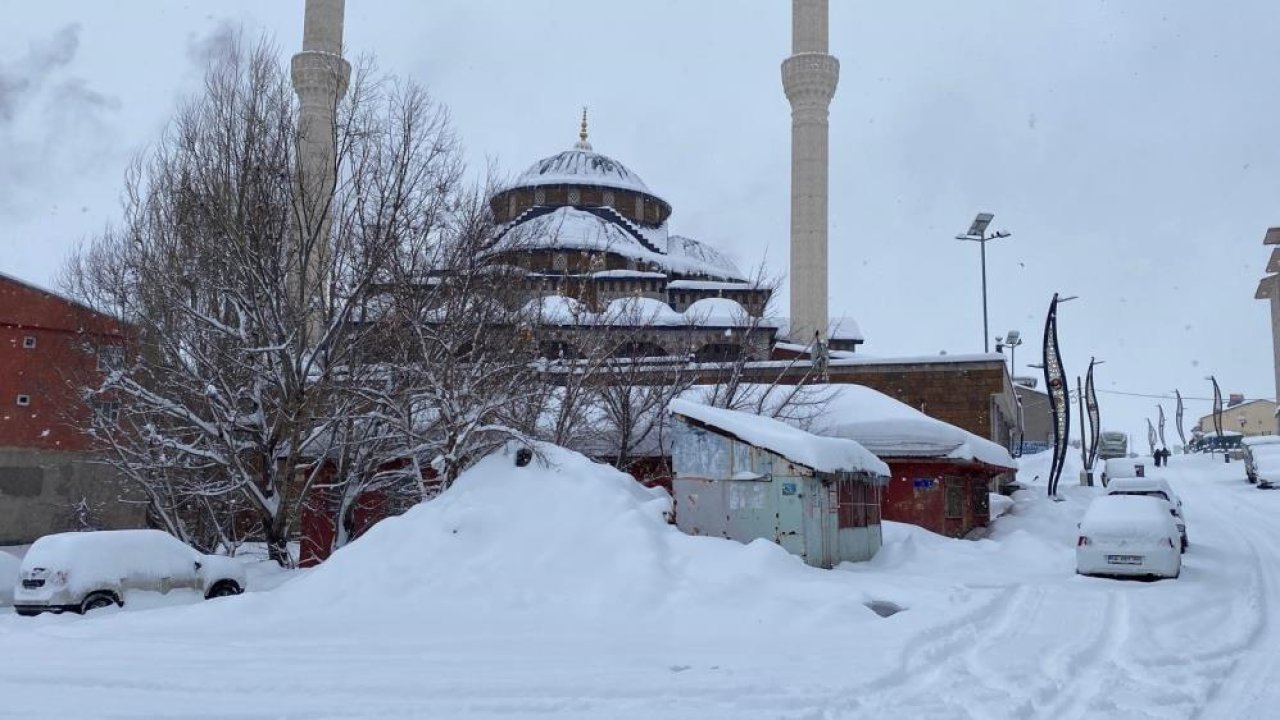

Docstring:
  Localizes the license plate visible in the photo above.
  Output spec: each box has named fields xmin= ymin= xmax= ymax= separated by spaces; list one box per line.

xmin=1106 ymin=555 xmax=1143 ymax=565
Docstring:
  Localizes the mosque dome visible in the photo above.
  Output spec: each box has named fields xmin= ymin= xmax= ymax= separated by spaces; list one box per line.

xmin=514 ymin=147 xmax=651 ymax=195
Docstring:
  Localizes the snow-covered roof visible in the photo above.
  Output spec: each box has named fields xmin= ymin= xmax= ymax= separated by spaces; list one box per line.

xmin=513 ymin=148 xmax=655 ymax=197
xmin=684 ymin=298 xmax=749 ymax=327
xmin=808 ymin=385 xmax=1016 ymax=469
xmin=592 ymin=270 xmax=666 ymax=279
xmin=666 ymin=235 xmax=744 ymax=280
xmin=667 ymin=279 xmax=755 ymax=291
xmin=503 ymin=208 xmax=752 ymax=283
xmin=679 ymin=384 xmax=1014 ymax=470
xmin=776 ymin=315 xmax=865 ymax=343
xmin=523 ymin=295 xmax=588 ymax=325
xmin=669 ymin=399 xmax=889 ymax=477
xmin=601 ymin=297 xmax=687 ymax=326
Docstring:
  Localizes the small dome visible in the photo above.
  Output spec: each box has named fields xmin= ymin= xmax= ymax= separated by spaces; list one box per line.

xmin=602 ymin=297 xmax=685 ymax=326
xmin=514 ymin=148 xmax=651 ymax=195
xmin=523 ymin=295 xmax=588 ymax=325
xmin=684 ymin=298 xmax=750 ymax=326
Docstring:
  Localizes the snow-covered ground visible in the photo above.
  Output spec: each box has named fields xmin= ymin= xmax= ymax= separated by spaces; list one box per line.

xmin=0 ymin=446 xmax=1276 ymax=719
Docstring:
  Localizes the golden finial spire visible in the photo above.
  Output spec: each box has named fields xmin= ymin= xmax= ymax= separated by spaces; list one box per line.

xmin=575 ymin=106 xmax=592 ymax=150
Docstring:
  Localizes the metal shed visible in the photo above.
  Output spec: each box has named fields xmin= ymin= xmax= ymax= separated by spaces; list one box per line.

xmin=669 ymin=399 xmax=890 ymax=568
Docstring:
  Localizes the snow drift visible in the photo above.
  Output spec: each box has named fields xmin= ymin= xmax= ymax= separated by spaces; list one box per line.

xmin=266 ymin=442 xmax=881 ymax=635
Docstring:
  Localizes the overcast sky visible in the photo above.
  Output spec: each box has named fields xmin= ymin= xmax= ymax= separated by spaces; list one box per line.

xmin=3 ymin=0 xmax=1278 ymax=446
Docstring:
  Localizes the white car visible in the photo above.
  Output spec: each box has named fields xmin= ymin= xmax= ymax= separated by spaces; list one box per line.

xmin=14 ymin=530 xmax=245 ymax=616
xmin=1077 ymin=495 xmax=1181 ymax=580
xmin=1256 ymin=449 xmax=1280 ymax=489
xmin=1106 ymin=477 xmax=1187 ymax=552
xmin=1242 ymin=437 xmax=1280 ymax=483
xmin=1101 ymin=456 xmax=1154 ymax=486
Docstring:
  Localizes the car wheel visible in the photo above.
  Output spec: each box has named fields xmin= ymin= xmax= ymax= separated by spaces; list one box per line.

xmin=204 ymin=580 xmax=242 ymax=599
xmin=79 ymin=591 xmax=120 ymax=614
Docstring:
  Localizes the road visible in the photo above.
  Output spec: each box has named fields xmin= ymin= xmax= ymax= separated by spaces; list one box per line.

xmin=0 ymin=452 xmax=1276 ymax=719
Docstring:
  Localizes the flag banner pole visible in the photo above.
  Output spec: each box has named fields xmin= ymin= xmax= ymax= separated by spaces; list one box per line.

xmin=1042 ymin=293 xmax=1069 ymax=498
xmin=1085 ymin=358 xmax=1100 ymax=471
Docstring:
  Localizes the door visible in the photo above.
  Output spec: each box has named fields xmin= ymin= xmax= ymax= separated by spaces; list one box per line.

xmin=776 ymin=476 xmax=806 ymax=560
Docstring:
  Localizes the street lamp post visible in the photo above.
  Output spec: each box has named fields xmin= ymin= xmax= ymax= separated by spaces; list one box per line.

xmin=957 ymin=212 xmax=1013 ymax=353
xmin=996 ymin=329 xmax=1023 ymax=378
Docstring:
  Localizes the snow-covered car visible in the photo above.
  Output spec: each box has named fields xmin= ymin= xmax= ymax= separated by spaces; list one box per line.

xmin=1255 ymin=449 xmax=1280 ymax=489
xmin=1246 ymin=442 xmax=1280 ymax=485
xmin=13 ymin=530 xmax=245 ymax=616
xmin=1105 ymin=477 xmax=1187 ymax=552
xmin=1076 ymin=495 xmax=1181 ymax=580
xmin=1101 ymin=456 xmax=1154 ymax=486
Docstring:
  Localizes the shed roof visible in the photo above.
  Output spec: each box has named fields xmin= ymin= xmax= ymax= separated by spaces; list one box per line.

xmin=669 ymin=399 xmax=889 ymax=478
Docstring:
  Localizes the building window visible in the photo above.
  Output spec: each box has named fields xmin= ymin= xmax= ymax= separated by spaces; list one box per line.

xmin=22 ymin=336 xmax=36 ymax=349
xmin=567 ymin=189 xmax=581 ymax=204
xmin=16 ymin=395 xmax=31 ymax=407
xmin=97 ymin=345 xmax=125 ymax=372
xmin=945 ymin=479 xmax=964 ymax=519
xmin=602 ymin=191 xmax=615 ymax=206
xmin=92 ymin=399 xmax=121 ymax=427
xmin=534 ymin=188 xmax=546 ymax=204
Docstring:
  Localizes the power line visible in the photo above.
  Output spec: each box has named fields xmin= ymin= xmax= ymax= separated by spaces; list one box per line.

xmin=1093 ymin=388 xmax=1270 ymax=403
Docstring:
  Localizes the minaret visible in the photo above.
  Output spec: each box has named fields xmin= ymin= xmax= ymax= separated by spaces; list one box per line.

xmin=782 ymin=0 xmax=839 ymax=344
xmin=290 ymin=0 xmax=350 ymax=342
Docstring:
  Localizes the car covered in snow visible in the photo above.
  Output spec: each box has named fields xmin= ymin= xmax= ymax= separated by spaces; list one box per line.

xmin=1101 ymin=456 xmax=1154 ymax=486
xmin=1105 ymin=477 xmax=1187 ymax=552
xmin=1254 ymin=447 xmax=1280 ymax=489
xmin=1245 ymin=441 xmax=1280 ymax=485
xmin=13 ymin=530 xmax=245 ymax=616
xmin=1076 ymin=495 xmax=1181 ymax=580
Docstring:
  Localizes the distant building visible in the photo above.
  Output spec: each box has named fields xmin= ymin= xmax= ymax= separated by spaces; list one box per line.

xmin=0 ymin=272 xmax=143 ymax=544
xmin=1012 ymin=380 xmax=1054 ymax=448
xmin=1196 ymin=399 xmax=1277 ymax=437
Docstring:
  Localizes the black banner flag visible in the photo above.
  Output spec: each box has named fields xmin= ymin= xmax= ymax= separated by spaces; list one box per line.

xmin=1042 ymin=294 xmax=1069 ymax=497
xmin=1085 ymin=359 xmax=1100 ymax=471
xmin=1175 ymin=390 xmax=1187 ymax=449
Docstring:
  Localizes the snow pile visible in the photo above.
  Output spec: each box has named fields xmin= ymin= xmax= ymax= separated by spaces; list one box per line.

xmin=669 ymin=399 xmax=889 ymax=476
xmin=1079 ymin=495 xmax=1178 ymax=542
xmin=267 ymin=443 xmax=881 ymax=634
xmin=0 ymin=550 xmax=17 ymax=606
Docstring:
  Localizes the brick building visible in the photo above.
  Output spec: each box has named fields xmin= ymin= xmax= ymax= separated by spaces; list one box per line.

xmin=0 ymin=272 xmax=143 ymax=544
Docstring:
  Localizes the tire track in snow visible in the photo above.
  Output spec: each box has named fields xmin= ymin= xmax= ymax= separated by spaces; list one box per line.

xmin=820 ymin=585 xmax=1024 ymax=718
xmin=1186 ymin=484 xmax=1280 ymax=718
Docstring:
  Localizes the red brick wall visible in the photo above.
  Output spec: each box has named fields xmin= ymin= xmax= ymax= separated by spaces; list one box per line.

xmin=0 ymin=275 xmax=123 ymax=452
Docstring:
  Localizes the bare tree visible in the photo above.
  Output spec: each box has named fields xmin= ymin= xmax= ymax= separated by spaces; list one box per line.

xmin=63 ymin=35 xmax=464 ymax=566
